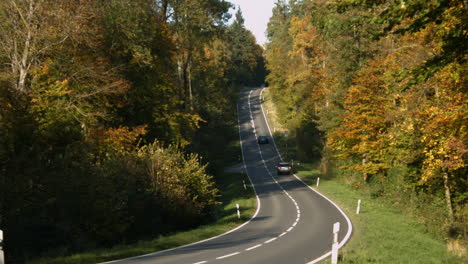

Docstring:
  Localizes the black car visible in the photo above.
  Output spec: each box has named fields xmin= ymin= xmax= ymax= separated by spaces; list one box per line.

xmin=277 ymin=162 xmax=293 ymax=175
xmin=257 ymin=135 xmax=269 ymax=144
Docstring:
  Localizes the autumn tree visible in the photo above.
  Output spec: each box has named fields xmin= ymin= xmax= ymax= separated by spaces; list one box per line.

xmin=168 ymin=0 xmax=231 ymax=111
xmin=265 ymin=0 xmax=467 ymax=241
xmin=1 ymin=0 xmax=249 ymax=261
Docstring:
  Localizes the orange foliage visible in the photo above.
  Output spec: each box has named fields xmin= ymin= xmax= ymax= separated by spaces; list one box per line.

xmin=89 ymin=125 xmax=148 ymax=156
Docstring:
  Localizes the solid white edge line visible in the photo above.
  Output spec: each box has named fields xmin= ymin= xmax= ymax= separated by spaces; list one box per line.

xmin=259 ymin=88 xmax=283 ymax=161
xmin=216 ymin=252 xmax=240 ymax=260
xmin=248 ymin=88 xmax=300 ymax=211
xmin=259 ymin=88 xmax=354 ymax=264
xmin=248 ymin=90 xmax=304 ymax=239
xmin=246 ymin=244 xmax=263 ymax=251
xmin=99 ymin=89 xmax=262 ymax=264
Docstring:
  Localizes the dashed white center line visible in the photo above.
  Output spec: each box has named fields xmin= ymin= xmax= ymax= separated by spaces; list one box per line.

xmin=193 ymin=261 xmax=207 ymax=264
xmin=216 ymin=252 xmax=240 ymax=260
xmin=242 ymin=89 xmax=304 ymax=258
xmin=246 ymin=244 xmax=262 ymax=251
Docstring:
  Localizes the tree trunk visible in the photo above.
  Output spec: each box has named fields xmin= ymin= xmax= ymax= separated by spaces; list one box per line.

xmin=177 ymin=56 xmax=186 ymax=109
xmin=362 ymin=153 xmax=369 ymax=182
xmin=6 ymin=0 xmax=36 ymax=93
xmin=159 ymin=0 xmax=169 ymax=22
xmin=187 ymin=59 xmax=193 ymax=112
xmin=443 ymin=169 xmax=455 ymax=224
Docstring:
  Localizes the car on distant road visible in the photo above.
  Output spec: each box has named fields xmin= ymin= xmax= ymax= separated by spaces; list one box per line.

xmin=277 ymin=162 xmax=293 ymax=175
xmin=258 ymin=135 xmax=269 ymax=144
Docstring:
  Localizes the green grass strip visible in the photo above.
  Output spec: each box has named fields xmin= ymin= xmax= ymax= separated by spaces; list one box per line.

xmin=295 ymin=164 xmax=463 ymax=264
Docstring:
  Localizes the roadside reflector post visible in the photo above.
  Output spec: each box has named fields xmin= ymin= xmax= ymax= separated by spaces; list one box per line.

xmin=331 ymin=242 xmax=339 ymax=264
xmin=356 ymin=199 xmax=361 ymax=214
xmin=331 ymin=222 xmax=340 ymax=264
xmin=236 ymin=204 xmax=240 ymax=219
xmin=316 ymin=177 xmax=320 ymax=187
xmin=0 ymin=229 xmax=4 ymax=264
xmin=333 ymin=222 xmax=340 ymax=244
xmin=243 ymin=180 xmax=247 ymax=190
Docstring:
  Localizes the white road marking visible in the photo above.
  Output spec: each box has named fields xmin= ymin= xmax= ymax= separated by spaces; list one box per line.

xmin=216 ymin=252 xmax=240 ymax=260
xmin=246 ymin=244 xmax=263 ymax=251
xmin=259 ymin=88 xmax=354 ymax=264
xmin=101 ymin=88 xmax=351 ymax=264
xmin=246 ymin=88 xmax=303 ymax=249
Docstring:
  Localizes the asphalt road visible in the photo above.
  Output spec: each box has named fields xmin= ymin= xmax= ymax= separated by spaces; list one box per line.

xmin=102 ymin=87 xmax=352 ymax=264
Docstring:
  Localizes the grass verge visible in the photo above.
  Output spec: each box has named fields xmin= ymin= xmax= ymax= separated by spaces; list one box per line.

xmin=28 ymin=172 xmax=256 ymax=264
xmin=295 ymin=164 xmax=462 ymax=264
xmin=262 ymin=87 xmax=464 ymax=263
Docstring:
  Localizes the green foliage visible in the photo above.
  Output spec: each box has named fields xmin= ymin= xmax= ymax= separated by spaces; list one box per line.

xmin=265 ymin=0 xmax=467 ymax=245
xmin=26 ymin=172 xmax=255 ymax=264
xmin=0 ymin=0 xmax=266 ymax=262
xmin=295 ymin=164 xmax=463 ymax=263
xmin=227 ymin=8 xmax=266 ymax=86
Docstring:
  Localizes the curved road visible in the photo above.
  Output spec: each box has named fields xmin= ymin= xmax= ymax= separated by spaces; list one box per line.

xmin=103 ymin=87 xmax=352 ymax=264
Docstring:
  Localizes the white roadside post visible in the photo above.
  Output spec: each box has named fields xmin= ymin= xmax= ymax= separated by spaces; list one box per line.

xmin=316 ymin=177 xmax=320 ymax=187
xmin=333 ymin=222 xmax=340 ymax=244
xmin=331 ymin=222 xmax=340 ymax=264
xmin=0 ymin=229 xmax=4 ymax=264
xmin=236 ymin=204 xmax=240 ymax=219
xmin=356 ymin=199 xmax=361 ymax=214
xmin=331 ymin=243 xmax=339 ymax=264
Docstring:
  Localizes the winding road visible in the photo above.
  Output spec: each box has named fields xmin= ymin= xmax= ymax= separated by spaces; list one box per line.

xmin=102 ymin=87 xmax=352 ymax=264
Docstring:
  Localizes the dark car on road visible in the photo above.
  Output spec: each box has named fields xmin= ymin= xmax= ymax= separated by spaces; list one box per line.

xmin=258 ymin=135 xmax=269 ymax=144
xmin=277 ymin=162 xmax=293 ymax=175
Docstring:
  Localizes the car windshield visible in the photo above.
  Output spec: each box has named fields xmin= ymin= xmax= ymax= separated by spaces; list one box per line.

xmin=278 ymin=163 xmax=290 ymax=167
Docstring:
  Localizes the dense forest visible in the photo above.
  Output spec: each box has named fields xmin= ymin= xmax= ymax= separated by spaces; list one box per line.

xmin=266 ymin=0 xmax=466 ymax=245
xmin=0 ymin=0 xmax=265 ymax=262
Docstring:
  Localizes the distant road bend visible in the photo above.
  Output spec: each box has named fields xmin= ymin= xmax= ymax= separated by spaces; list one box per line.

xmin=102 ymin=87 xmax=353 ymax=264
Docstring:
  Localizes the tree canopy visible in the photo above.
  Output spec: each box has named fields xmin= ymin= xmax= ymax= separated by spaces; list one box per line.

xmin=265 ymin=0 xmax=466 ymax=240
xmin=0 ymin=0 xmax=265 ymax=262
